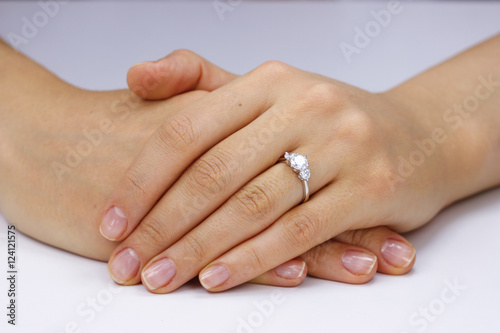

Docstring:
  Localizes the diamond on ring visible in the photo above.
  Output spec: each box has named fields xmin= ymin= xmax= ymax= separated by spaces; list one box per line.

xmin=299 ymin=169 xmax=310 ymax=181
xmin=282 ymin=152 xmax=311 ymax=203
xmin=284 ymin=152 xmax=311 ymax=181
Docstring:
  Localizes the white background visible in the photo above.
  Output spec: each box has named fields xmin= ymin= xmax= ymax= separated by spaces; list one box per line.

xmin=0 ymin=1 xmax=499 ymax=332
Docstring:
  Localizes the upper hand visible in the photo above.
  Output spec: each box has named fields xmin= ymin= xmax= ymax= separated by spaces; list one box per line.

xmin=101 ymin=51 xmax=433 ymax=292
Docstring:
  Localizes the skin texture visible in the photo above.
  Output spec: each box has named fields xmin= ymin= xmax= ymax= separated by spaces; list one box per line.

xmin=103 ymin=34 xmax=500 ymax=293
xmin=0 ymin=38 xmax=415 ymax=289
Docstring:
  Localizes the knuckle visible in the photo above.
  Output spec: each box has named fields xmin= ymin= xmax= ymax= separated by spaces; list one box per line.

xmin=182 ymin=234 xmax=206 ymax=263
xmin=241 ymin=246 xmax=265 ymax=272
xmin=124 ymin=169 xmax=149 ymax=198
xmin=338 ymin=108 xmax=378 ymax=146
xmin=232 ymin=181 xmax=277 ymax=219
xmin=282 ymin=210 xmax=322 ymax=247
xmin=154 ymin=115 xmax=198 ymax=153
xmin=190 ymin=149 xmax=233 ymax=195
xmin=255 ymin=60 xmax=294 ymax=81
xmin=340 ymin=229 xmax=366 ymax=246
xmin=301 ymin=82 xmax=345 ymax=109
xmin=136 ymin=214 xmax=169 ymax=249
xmin=301 ymin=241 xmax=330 ymax=268
xmin=337 ymin=226 xmax=392 ymax=250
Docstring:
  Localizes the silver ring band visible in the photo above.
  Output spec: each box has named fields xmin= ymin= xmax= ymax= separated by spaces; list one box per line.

xmin=302 ymin=180 xmax=310 ymax=203
xmin=281 ymin=152 xmax=311 ymax=204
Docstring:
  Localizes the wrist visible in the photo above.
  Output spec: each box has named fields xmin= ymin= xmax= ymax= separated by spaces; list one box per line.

xmin=383 ymin=72 xmax=500 ymax=208
xmin=379 ymin=87 xmax=456 ymax=211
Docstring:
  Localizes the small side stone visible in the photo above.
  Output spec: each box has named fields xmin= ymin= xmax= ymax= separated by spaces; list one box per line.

xmin=299 ymin=169 xmax=311 ymax=181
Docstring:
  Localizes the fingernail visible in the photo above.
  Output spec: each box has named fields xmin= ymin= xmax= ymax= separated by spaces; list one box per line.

xmin=200 ymin=264 xmax=230 ymax=289
xmin=130 ymin=61 xmax=151 ymax=69
xmin=274 ymin=260 xmax=306 ymax=279
xmin=381 ymin=239 xmax=416 ymax=268
xmin=109 ymin=248 xmax=140 ymax=283
xmin=342 ymin=250 xmax=377 ymax=275
xmin=142 ymin=258 xmax=176 ymax=290
xmin=100 ymin=206 xmax=127 ymax=240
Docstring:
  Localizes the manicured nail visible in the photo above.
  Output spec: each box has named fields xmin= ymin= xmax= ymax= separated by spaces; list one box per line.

xmin=274 ymin=260 xmax=306 ymax=279
xmin=342 ymin=250 xmax=377 ymax=275
xmin=142 ymin=258 xmax=176 ymax=290
xmin=381 ymin=239 xmax=416 ymax=268
xmin=109 ymin=248 xmax=140 ymax=283
xmin=100 ymin=206 xmax=127 ymax=240
xmin=200 ymin=264 xmax=230 ymax=289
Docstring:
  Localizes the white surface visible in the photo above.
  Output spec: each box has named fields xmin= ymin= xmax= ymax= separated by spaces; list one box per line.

xmin=0 ymin=1 xmax=499 ymax=332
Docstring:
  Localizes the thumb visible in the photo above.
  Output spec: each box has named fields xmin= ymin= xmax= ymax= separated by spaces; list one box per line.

xmin=127 ymin=49 xmax=238 ymax=100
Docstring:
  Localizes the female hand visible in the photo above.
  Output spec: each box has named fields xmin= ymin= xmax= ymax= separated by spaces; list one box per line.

xmin=102 ymin=51 xmax=447 ymax=293
xmin=102 ymin=35 xmax=500 ymax=293
xmin=124 ymin=50 xmax=418 ymax=288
